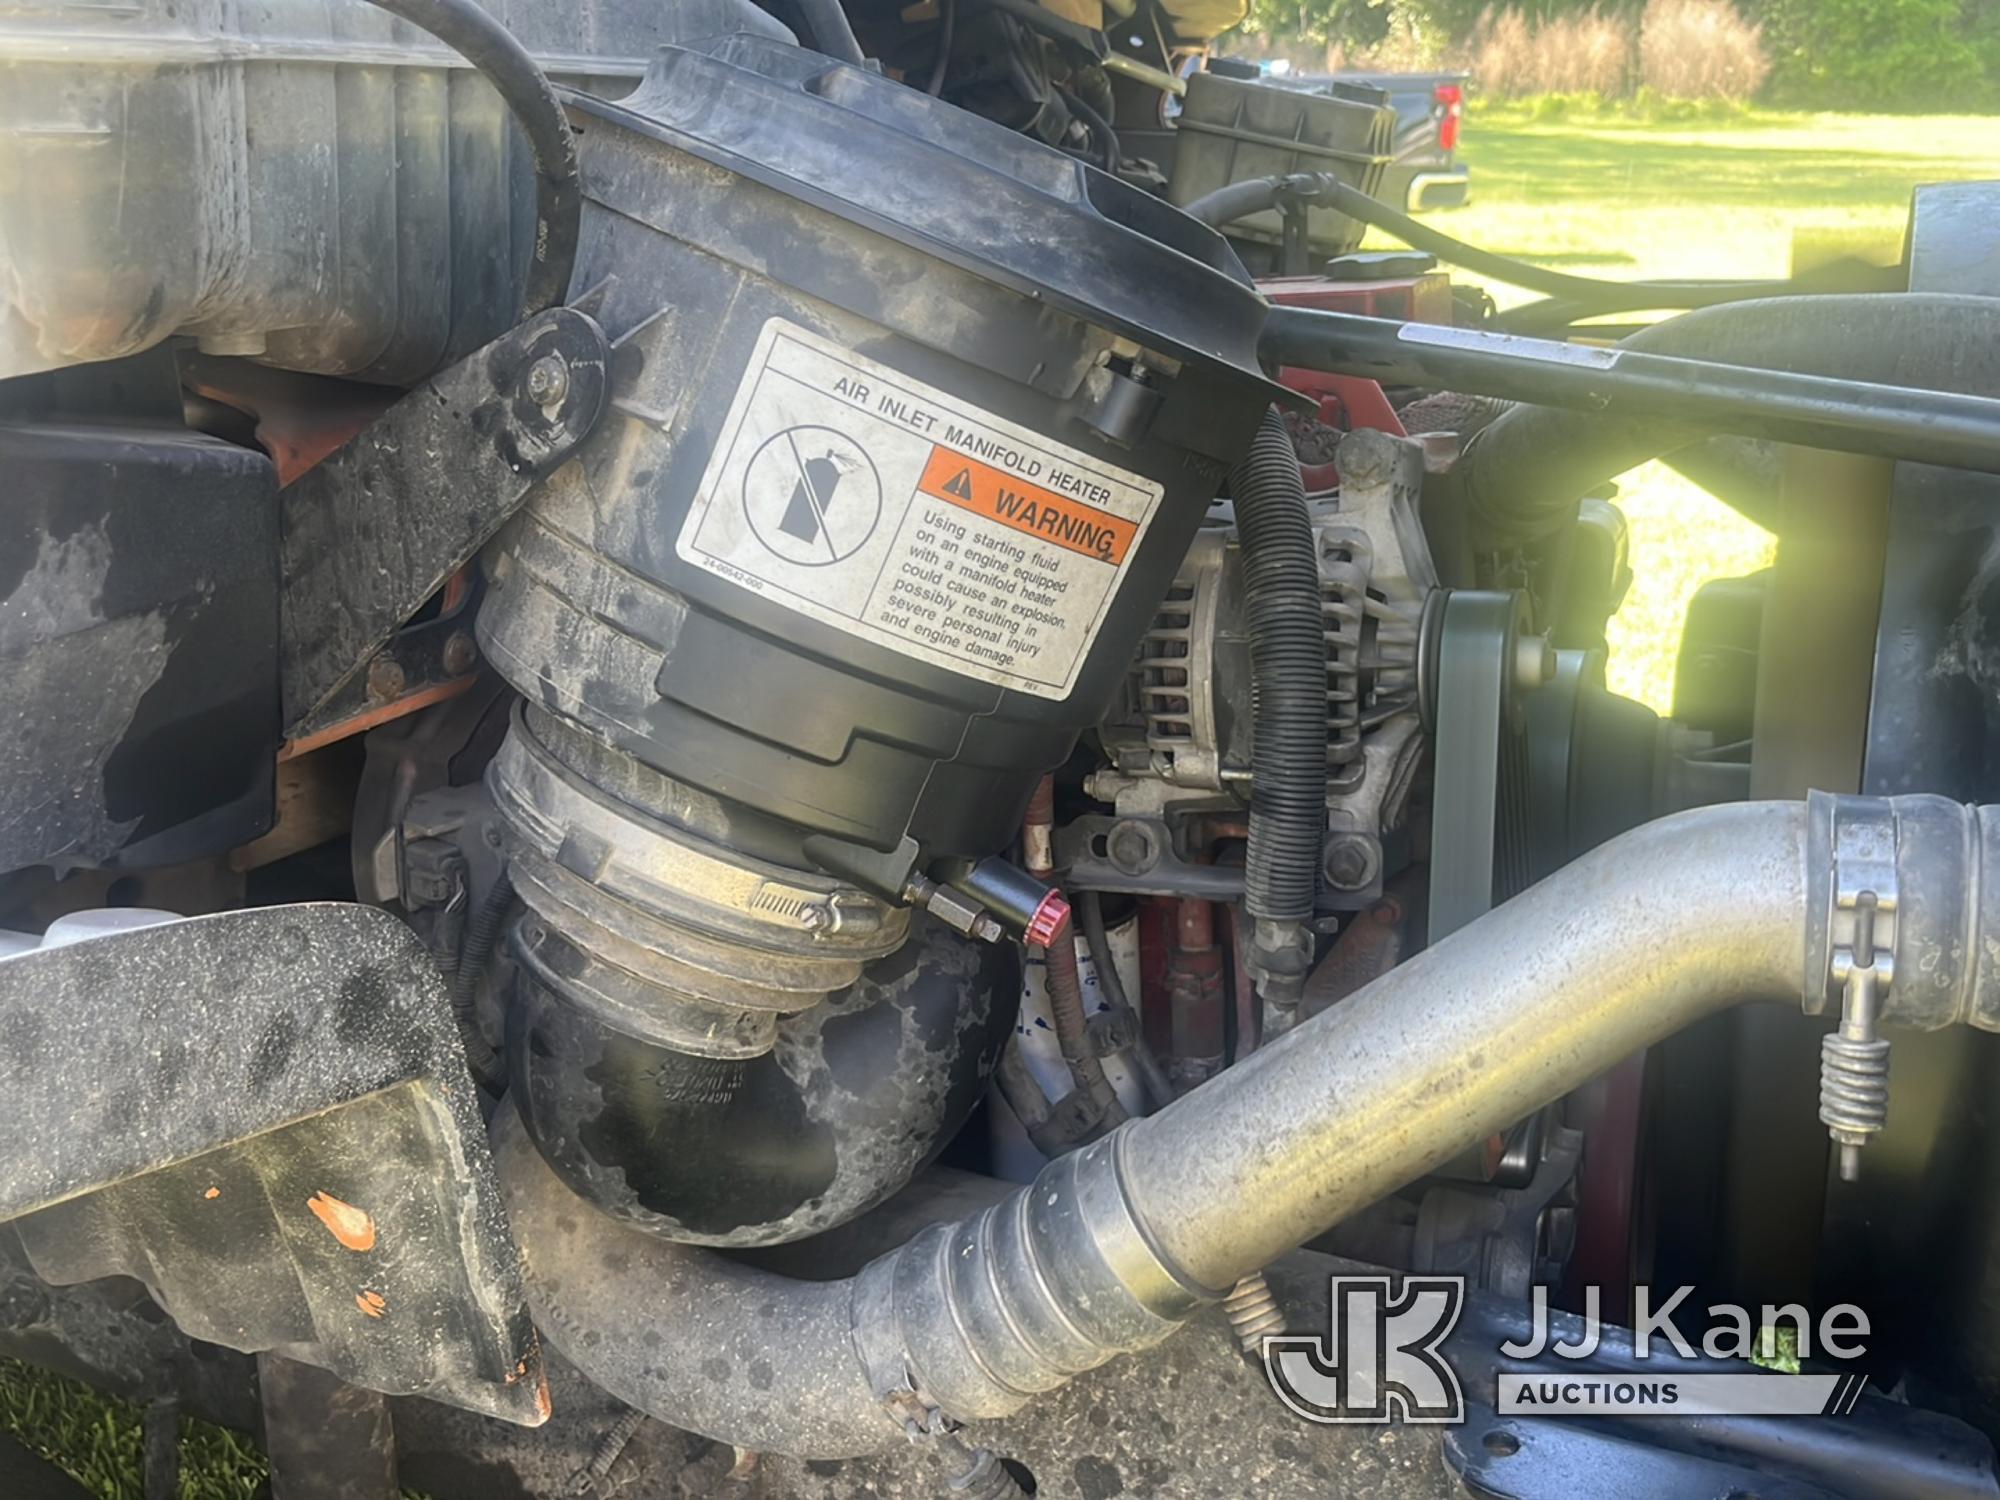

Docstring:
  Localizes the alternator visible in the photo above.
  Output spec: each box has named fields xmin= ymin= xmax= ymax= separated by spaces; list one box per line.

xmin=1084 ymin=427 xmax=1436 ymax=905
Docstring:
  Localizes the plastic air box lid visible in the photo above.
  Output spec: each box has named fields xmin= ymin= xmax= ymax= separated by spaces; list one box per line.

xmin=1167 ymin=71 xmax=1396 ymax=256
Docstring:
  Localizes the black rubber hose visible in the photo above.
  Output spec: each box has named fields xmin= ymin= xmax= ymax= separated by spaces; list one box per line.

xmin=1023 ymin=778 xmax=1125 ymax=1134
xmin=1180 ymin=176 xmax=1292 ymax=229
xmin=792 ymin=0 xmax=867 ymax=65
xmin=1230 ymin=408 xmax=1326 ymax=935
xmin=1060 ymin=88 xmax=1120 ymax=173
xmin=1493 ymin=259 xmax=1902 ymax=336
xmin=1182 ymin=172 xmax=1830 ymax=315
xmin=1662 ymin=435 xmax=1787 ymax=534
xmin=1458 ymin=293 xmax=2000 ymax=544
xmin=452 ymin=866 xmax=513 ymax=1084
xmin=358 ymin=0 xmax=580 ymax=318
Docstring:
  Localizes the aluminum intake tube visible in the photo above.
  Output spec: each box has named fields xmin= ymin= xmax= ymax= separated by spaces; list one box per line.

xmin=502 ymin=796 xmax=2000 ymax=1456
xmin=1122 ymin=799 xmax=1807 ymax=1286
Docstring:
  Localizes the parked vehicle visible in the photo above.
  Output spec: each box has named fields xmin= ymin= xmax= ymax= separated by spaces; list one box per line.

xmin=1319 ymin=69 xmax=1471 ymax=210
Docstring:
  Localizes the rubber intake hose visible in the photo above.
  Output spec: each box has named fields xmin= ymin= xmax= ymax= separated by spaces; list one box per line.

xmin=1458 ymin=292 xmax=2000 ymax=544
xmin=1229 ymin=407 xmax=1326 ymax=1001
xmin=359 ymin=0 xmax=580 ymax=317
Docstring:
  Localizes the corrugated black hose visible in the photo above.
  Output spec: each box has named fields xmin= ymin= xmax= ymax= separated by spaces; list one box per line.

xmin=1229 ymin=407 xmax=1325 ymax=1002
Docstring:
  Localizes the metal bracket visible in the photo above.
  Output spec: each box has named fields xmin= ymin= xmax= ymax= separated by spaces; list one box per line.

xmin=1814 ymin=794 xmax=1898 ymax=1180
xmin=280 ymin=306 xmax=610 ymax=734
xmin=1055 ymin=814 xmax=1245 ymax=900
xmin=1444 ymin=1403 xmax=1838 ymax=1500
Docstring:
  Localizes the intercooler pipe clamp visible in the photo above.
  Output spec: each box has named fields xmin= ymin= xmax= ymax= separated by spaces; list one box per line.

xmin=850 ymin=1130 xmax=1208 ymax=1423
xmin=1804 ymin=793 xmax=2000 ymax=1177
xmin=490 ymin=707 xmax=909 ymax=1058
xmin=1803 ymin=792 xmax=2000 ymax=1033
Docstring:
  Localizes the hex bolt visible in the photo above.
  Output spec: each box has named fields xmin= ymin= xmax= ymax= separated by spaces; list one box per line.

xmin=1322 ymin=833 xmax=1378 ymax=892
xmin=525 ymin=354 xmax=570 ymax=409
xmin=365 ymin=655 xmax=407 ymax=703
xmin=1106 ymin=819 xmax=1161 ymax=876
xmin=442 ymin=630 xmax=478 ymax=676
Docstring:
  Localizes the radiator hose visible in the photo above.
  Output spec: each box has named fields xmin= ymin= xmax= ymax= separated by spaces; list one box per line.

xmin=500 ymin=793 xmax=2000 ymax=1458
xmin=1228 ymin=407 xmax=1326 ymax=1003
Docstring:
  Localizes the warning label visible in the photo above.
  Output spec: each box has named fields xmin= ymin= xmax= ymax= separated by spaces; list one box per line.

xmin=676 ymin=318 xmax=1165 ymax=700
xmin=916 ymin=449 xmax=1138 ymax=565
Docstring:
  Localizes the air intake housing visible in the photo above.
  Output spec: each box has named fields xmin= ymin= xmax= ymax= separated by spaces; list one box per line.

xmin=476 ymin=31 xmax=1282 ymax=1243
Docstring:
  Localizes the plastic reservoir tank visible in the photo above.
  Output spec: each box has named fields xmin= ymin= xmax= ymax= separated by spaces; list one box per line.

xmin=0 ymin=0 xmax=785 ymax=383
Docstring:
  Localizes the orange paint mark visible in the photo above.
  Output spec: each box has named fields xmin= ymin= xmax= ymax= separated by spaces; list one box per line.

xmin=203 ymin=1187 xmax=221 ymax=1201
xmin=355 ymin=1290 xmax=388 ymax=1319
xmin=535 ymin=1373 xmax=553 ymax=1422
xmin=307 ymin=1191 xmax=378 ymax=1252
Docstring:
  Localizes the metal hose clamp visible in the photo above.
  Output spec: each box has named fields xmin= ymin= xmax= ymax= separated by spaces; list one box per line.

xmin=1812 ymin=794 xmax=1898 ymax=1182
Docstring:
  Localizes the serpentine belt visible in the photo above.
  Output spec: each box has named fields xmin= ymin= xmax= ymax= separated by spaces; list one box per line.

xmin=1426 ymin=590 xmax=1521 ymax=941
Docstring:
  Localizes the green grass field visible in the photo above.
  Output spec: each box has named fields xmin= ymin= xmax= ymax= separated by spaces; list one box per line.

xmin=1401 ymin=104 xmax=2000 ymax=707
xmin=0 ymin=103 xmax=1993 ymax=1500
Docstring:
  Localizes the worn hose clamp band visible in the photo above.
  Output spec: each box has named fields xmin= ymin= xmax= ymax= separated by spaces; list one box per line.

xmin=1808 ymin=793 xmax=1899 ymax=1179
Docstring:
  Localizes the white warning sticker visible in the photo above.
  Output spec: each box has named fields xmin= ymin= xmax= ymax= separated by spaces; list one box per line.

xmin=676 ymin=319 xmax=1165 ymax=701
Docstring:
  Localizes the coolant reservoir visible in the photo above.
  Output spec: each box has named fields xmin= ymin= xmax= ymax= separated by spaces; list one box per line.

xmin=0 ymin=0 xmax=782 ymax=381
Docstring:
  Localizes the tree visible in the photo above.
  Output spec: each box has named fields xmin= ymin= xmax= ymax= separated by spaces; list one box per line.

xmin=1750 ymin=0 xmax=1997 ymax=107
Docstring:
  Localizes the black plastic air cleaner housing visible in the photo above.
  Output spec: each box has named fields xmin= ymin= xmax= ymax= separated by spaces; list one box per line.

xmin=479 ymin=32 xmax=1281 ymax=882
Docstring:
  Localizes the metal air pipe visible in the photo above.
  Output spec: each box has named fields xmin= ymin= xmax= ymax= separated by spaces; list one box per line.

xmin=502 ymin=795 xmax=2000 ymax=1456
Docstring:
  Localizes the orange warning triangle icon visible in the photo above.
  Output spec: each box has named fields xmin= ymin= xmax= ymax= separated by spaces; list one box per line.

xmin=941 ymin=467 xmax=974 ymax=501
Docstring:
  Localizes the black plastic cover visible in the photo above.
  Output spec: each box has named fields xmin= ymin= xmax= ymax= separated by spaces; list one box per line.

xmin=0 ymin=422 xmax=279 ymax=872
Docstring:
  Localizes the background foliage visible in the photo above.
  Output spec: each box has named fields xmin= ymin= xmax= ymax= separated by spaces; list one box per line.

xmin=1230 ymin=0 xmax=2000 ymax=109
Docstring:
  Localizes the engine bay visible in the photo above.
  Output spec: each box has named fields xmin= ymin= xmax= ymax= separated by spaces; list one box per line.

xmin=4 ymin=2 xmax=2000 ymax=1496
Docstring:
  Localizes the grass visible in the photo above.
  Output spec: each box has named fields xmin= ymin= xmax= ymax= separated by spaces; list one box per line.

xmin=1380 ymin=104 xmax=2000 ymax=706
xmin=0 ymin=1358 xmax=269 ymax=1500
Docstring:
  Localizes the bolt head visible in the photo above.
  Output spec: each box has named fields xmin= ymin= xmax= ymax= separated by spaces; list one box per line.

xmin=442 ymin=630 xmax=478 ymax=676
xmin=365 ymin=655 xmax=407 ymax=703
xmin=1105 ymin=820 xmax=1161 ymax=876
xmin=525 ymin=354 xmax=570 ymax=408
xmin=1323 ymin=834 xmax=1378 ymax=891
